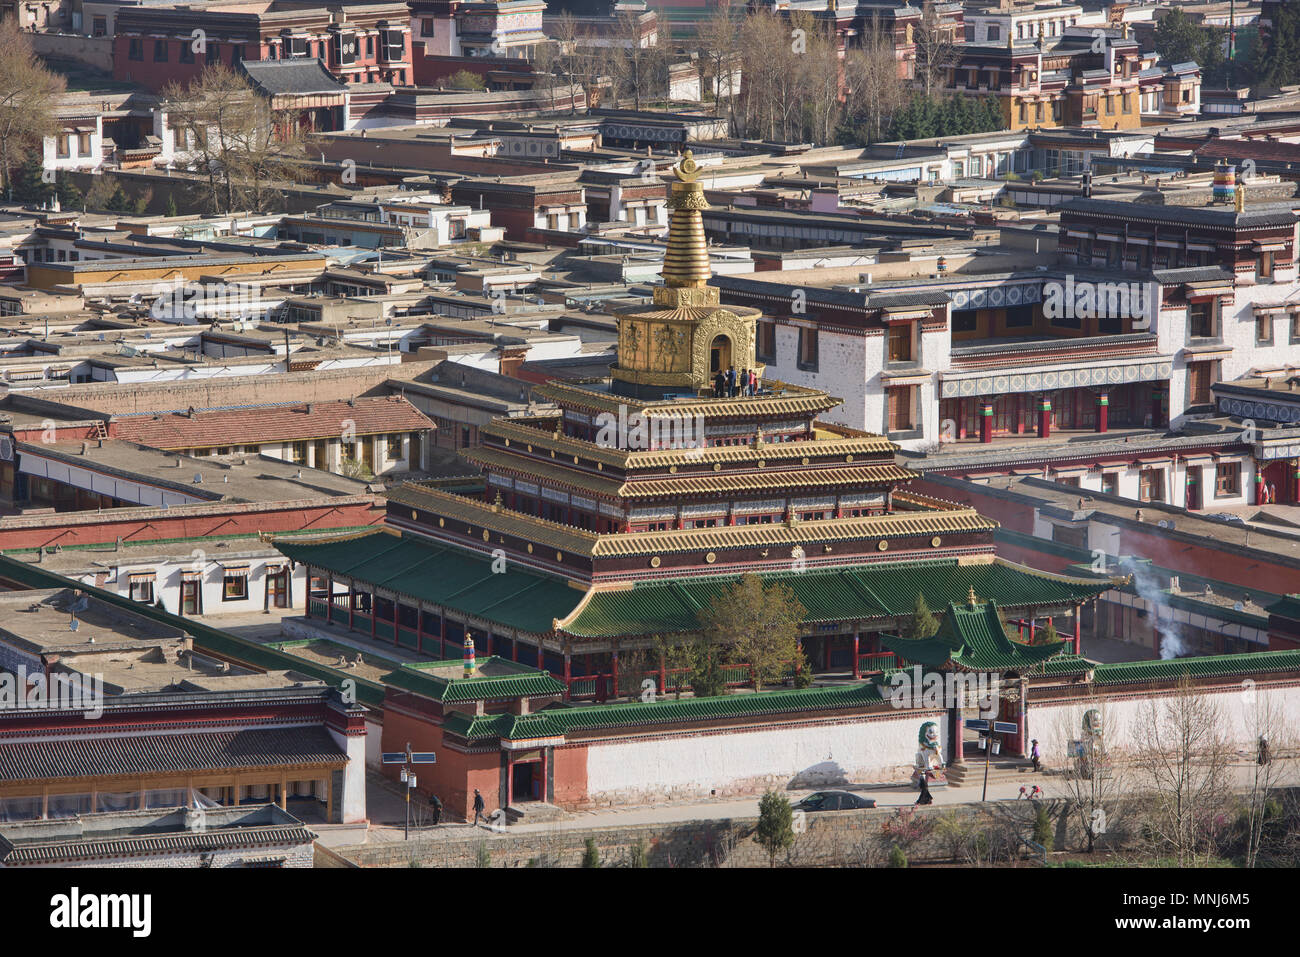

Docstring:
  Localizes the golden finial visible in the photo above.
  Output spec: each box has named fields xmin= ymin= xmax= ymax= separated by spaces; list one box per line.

xmin=492 ymin=490 xmax=503 ymax=512
xmin=968 ymin=586 xmax=978 ymax=608
xmin=674 ymin=149 xmax=700 ymax=183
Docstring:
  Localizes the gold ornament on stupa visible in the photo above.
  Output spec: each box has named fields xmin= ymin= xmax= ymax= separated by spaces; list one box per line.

xmin=608 ymin=149 xmax=764 ymax=397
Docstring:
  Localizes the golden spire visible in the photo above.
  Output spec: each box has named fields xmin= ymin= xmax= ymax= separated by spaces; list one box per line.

xmin=662 ymin=150 xmax=712 ymax=290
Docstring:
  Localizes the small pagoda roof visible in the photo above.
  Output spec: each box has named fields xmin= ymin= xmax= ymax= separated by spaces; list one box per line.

xmin=381 ymin=656 xmax=565 ymax=703
xmin=879 ymin=599 xmax=1068 ymax=672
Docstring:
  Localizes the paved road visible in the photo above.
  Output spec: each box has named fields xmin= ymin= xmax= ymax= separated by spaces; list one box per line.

xmin=316 ymin=753 xmax=1300 ymax=849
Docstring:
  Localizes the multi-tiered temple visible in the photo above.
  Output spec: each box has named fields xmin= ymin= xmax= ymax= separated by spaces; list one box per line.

xmin=278 ymin=152 xmax=1110 ymax=694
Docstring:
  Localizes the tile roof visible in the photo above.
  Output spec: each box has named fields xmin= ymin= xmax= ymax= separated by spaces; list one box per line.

xmin=880 ymin=600 xmax=1067 ymax=671
xmin=1093 ymin=650 xmax=1300 ymax=685
xmin=559 ymin=559 xmax=1109 ymax=639
xmin=441 ymin=681 xmax=889 ymax=741
xmin=381 ymin=658 xmax=566 ymax=702
xmin=1061 ymin=197 xmax=1298 ymax=229
xmin=239 ymin=58 xmax=347 ymax=97
xmin=110 ymin=397 xmax=434 ymax=450
xmin=0 ymin=727 xmax=347 ymax=783
xmin=274 ymin=529 xmax=584 ymax=636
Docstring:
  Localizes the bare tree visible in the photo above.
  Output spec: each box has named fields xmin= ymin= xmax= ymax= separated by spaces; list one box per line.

xmin=531 ymin=39 xmax=561 ymax=113
xmin=1239 ymin=687 xmax=1295 ymax=868
xmin=1132 ymin=677 xmax=1234 ymax=866
xmin=551 ymin=11 xmax=590 ymax=115
xmin=607 ymin=8 xmax=666 ymax=111
xmin=0 ymin=16 xmax=65 ymax=200
xmin=695 ymin=0 xmax=739 ymax=123
xmin=913 ymin=0 xmax=955 ymax=101
xmin=1053 ymin=696 xmax=1126 ymax=853
xmin=844 ymin=14 xmax=906 ymax=144
xmin=163 ymin=65 xmax=307 ymax=214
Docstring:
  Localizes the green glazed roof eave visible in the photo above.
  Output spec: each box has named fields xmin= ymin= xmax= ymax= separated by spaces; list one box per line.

xmin=275 ymin=531 xmax=583 ymax=636
xmin=561 ymin=559 xmax=1109 ymax=640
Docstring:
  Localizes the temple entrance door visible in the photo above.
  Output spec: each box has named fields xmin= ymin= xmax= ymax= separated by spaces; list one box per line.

xmin=180 ymin=579 xmax=200 ymax=616
xmin=709 ymin=335 xmax=732 ymax=374
xmin=509 ymin=756 xmax=543 ymax=804
xmin=1262 ymin=460 xmax=1292 ymax=504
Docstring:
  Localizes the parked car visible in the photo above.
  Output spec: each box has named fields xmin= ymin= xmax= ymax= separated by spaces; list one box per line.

xmin=792 ymin=790 xmax=877 ymax=812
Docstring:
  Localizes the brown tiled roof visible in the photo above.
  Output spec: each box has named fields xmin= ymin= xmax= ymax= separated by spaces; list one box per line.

xmin=0 ymin=727 xmax=347 ymax=782
xmin=109 ymin=397 xmax=435 ymax=450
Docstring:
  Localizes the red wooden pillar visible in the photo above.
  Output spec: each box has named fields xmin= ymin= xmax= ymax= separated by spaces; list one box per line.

xmin=563 ymin=653 xmax=571 ymax=699
xmin=957 ymin=398 xmax=967 ymax=439
xmin=485 ymin=628 xmax=494 ymax=657
xmin=852 ymin=633 xmax=860 ymax=679
xmin=505 ymin=755 xmax=514 ymax=808
xmin=611 ymin=651 xmax=619 ymax=698
xmin=1037 ymin=396 xmax=1052 ymax=438
xmin=537 ymin=642 xmax=544 ymax=670
xmin=540 ymin=748 xmax=549 ymax=803
xmin=1255 ymin=471 xmax=1266 ymax=506
xmin=1186 ymin=467 xmax=1199 ymax=510
xmin=1028 ymin=618 xmax=1036 ymax=643
xmin=980 ymin=400 xmax=994 ymax=443
xmin=659 ymin=654 xmax=667 ymax=696
xmin=1096 ymin=391 xmax=1108 ymax=432
xmin=1073 ymin=606 xmax=1082 ymax=656
xmin=511 ymin=634 xmax=519 ymax=662
xmin=1293 ymin=460 xmax=1300 ymax=504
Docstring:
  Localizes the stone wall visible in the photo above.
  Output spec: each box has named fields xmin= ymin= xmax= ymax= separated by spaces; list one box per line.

xmin=330 ymin=800 xmax=1073 ymax=869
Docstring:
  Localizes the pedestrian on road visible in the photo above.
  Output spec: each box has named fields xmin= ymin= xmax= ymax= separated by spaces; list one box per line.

xmin=915 ymin=774 xmax=933 ymax=805
xmin=429 ymin=793 xmax=442 ymax=826
xmin=472 ymin=788 xmax=486 ymax=827
xmin=1031 ymin=738 xmax=1041 ymax=772
xmin=1029 ymin=785 xmax=1042 ymax=799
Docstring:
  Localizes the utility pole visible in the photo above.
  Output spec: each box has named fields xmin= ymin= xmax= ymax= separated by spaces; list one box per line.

xmin=383 ymin=743 xmax=437 ymax=840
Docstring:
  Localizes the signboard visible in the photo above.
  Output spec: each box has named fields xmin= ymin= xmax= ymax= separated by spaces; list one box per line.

xmin=993 ymin=721 xmax=1019 ymax=734
xmin=964 ymin=719 xmax=989 ymax=731
xmin=410 ymin=752 xmax=437 ymax=764
xmin=382 ymin=753 xmax=407 ymax=765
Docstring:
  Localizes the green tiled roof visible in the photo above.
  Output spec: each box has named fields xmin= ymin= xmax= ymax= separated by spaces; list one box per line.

xmin=1265 ymin=594 xmax=1300 ymax=621
xmin=561 ymin=559 xmax=1109 ymax=639
xmin=381 ymin=658 xmax=565 ymax=703
xmin=441 ymin=682 xmax=888 ymax=741
xmin=880 ymin=600 xmax=1067 ymax=672
xmin=1093 ymin=650 xmax=1300 ymax=685
xmin=275 ymin=531 xmax=584 ymax=636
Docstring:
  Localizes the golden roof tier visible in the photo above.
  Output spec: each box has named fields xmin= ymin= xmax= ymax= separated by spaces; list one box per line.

xmin=609 ymin=149 xmax=764 ymax=399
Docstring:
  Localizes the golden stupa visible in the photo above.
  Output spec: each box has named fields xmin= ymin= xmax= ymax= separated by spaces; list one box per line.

xmin=609 ymin=150 xmax=764 ymax=398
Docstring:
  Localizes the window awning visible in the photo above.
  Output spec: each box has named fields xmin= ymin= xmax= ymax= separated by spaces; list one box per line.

xmin=1254 ymin=242 xmax=1288 ymax=252
xmin=180 ymin=569 xmax=202 ymax=581
xmin=220 ymin=565 xmax=250 ymax=578
xmin=128 ymin=570 xmax=156 ymax=582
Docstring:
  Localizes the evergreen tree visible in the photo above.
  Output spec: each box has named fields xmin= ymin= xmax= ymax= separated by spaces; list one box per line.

xmin=581 ymin=836 xmax=601 ymax=868
xmin=165 ymin=193 xmax=178 ymax=217
xmin=1258 ymin=2 xmax=1300 ymax=89
xmin=902 ymin=593 xmax=940 ymax=640
xmin=755 ymin=790 xmax=795 ymax=867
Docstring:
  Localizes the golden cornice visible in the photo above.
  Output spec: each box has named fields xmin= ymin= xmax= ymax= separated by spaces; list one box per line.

xmin=531 ymin=380 xmax=839 ymax=419
xmin=388 ymin=483 xmax=996 ymax=561
xmin=480 ymin=417 xmax=900 ymax=468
